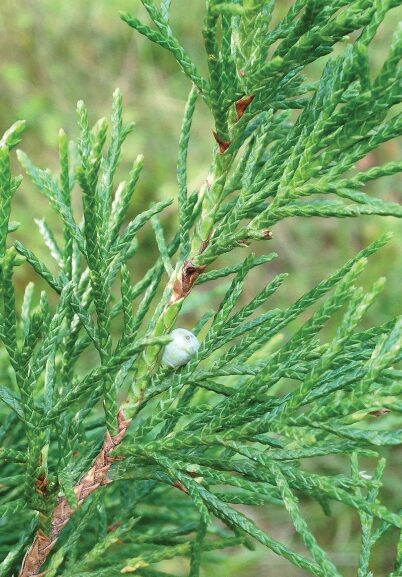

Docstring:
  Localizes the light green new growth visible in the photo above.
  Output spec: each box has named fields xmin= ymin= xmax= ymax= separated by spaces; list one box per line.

xmin=0 ymin=2 xmax=402 ymax=577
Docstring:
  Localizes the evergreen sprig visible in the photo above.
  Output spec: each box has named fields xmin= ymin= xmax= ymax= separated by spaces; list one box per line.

xmin=1 ymin=2 xmax=402 ymax=577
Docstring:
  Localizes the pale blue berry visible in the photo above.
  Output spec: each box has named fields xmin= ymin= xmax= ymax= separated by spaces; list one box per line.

xmin=162 ymin=328 xmax=200 ymax=368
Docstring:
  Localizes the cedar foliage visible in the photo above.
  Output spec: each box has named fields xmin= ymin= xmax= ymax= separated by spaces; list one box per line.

xmin=1 ymin=1 xmax=402 ymax=576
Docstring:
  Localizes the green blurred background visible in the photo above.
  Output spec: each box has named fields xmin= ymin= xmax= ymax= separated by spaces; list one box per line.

xmin=0 ymin=1 xmax=401 ymax=575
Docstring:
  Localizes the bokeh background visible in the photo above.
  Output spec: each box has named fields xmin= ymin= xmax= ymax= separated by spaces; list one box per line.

xmin=0 ymin=1 xmax=401 ymax=575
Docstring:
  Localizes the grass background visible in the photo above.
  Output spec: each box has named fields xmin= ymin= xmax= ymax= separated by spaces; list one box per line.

xmin=0 ymin=1 xmax=401 ymax=575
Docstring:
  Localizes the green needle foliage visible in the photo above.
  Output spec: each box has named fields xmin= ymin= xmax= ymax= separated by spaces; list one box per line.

xmin=0 ymin=1 xmax=402 ymax=576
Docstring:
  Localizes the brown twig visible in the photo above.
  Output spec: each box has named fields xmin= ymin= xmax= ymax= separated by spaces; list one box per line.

xmin=18 ymin=411 xmax=130 ymax=577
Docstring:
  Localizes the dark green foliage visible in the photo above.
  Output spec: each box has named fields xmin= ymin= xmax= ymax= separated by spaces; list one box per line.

xmin=0 ymin=2 xmax=402 ymax=577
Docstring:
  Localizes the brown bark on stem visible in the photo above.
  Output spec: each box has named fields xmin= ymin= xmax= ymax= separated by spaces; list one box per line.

xmin=212 ymin=131 xmax=231 ymax=154
xmin=18 ymin=411 xmax=130 ymax=577
xmin=170 ymin=260 xmax=206 ymax=303
xmin=235 ymin=95 xmax=254 ymax=120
